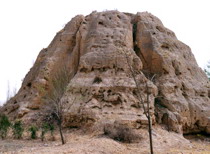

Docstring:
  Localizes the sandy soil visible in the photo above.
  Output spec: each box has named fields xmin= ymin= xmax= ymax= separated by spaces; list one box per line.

xmin=0 ymin=126 xmax=210 ymax=154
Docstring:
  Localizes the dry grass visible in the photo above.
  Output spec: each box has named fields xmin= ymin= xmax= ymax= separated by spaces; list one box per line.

xmin=103 ymin=122 xmax=141 ymax=143
xmin=0 ymin=127 xmax=210 ymax=154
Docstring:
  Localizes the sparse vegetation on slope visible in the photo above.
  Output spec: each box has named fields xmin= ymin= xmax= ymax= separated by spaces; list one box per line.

xmin=12 ymin=120 xmax=24 ymax=139
xmin=41 ymin=123 xmax=50 ymax=141
xmin=28 ymin=125 xmax=38 ymax=139
xmin=44 ymin=62 xmax=74 ymax=145
xmin=0 ymin=114 xmax=11 ymax=139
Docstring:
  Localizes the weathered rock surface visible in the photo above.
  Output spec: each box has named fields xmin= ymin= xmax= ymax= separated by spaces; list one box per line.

xmin=133 ymin=13 xmax=210 ymax=133
xmin=1 ymin=11 xmax=210 ymax=134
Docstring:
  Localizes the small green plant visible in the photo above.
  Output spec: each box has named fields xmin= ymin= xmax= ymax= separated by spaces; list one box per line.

xmin=48 ymin=124 xmax=55 ymax=140
xmin=28 ymin=125 xmax=38 ymax=139
xmin=12 ymin=120 xmax=24 ymax=139
xmin=0 ymin=114 xmax=11 ymax=139
xmin=41 ymin=123 xmax=50 ymax=141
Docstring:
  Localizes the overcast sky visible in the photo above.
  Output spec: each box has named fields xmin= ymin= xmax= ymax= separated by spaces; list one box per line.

xmin=0 ymin=0 xmax=210 ymax=105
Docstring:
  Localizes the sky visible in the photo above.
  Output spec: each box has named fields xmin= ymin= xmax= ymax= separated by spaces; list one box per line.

xmin=0 ymin=0 xmax=210 ymax=105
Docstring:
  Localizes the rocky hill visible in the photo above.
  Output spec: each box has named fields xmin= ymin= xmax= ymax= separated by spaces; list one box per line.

xmin=1 ymin=10 xmax=210 ymax=135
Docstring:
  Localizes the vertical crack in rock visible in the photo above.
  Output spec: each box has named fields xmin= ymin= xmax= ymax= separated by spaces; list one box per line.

xmin=73 ymin=23 xmax=83 ymax=75
xmin=132 ymin=21 xmax=147 ymax=73
xmin=61 ymin=11 xmax=157 ymax=129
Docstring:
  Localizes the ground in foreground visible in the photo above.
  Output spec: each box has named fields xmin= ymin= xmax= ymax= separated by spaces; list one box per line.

xmin=0 ymin=126 xmax=210 ymax=154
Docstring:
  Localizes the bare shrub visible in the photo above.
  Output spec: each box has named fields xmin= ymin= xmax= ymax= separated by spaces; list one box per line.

xmin=119 ymin=48 xmax=155 ymax=153
xmin=103 ymin=122 xmax=141 ymax=143
xmin=44 ymin=62 xmax=75 ymax=144
xmin=6 ymin=81 xmax=17 ymax=102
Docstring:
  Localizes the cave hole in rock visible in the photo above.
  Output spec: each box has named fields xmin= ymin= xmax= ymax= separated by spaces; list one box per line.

xmin=200 ymin=94 xmax=205 ymax=97
xmin=27 ymin=82 xmax=32 ymax=88
xmin=174 ymin=85 xmax=178 ymax=89
xmin=117 ymin=68 xmax=124 ymax=72
xmin=161 ymin=44 xmax=170 ymax=50
xmin=93 ymin=76 xmax=102 ymax=84
xmin=117 ymin=15 xmax=121 ymax=19
xmin=80 ymin=67 xmax=88 ymax=72
xmin=101 ymin=67 xmax=108 ymax=72
xmin=131 ymin=103 xmax=138 ymax=108
xmin=155 ymin=98 xmax=160 ymax=105
xmin=154 ymin=97 xmax=167 ymax=108
xmin=182 ymin=92 xmax=187 ymax=97
xmin=132 ymin=90 xmax=137 ymax=96
xmin=113 ymin=64 xmax=116 ymax=69
xmin=98 ymin=21 xmax=104 ymax=25
xmin=107 ymin=89 xmax=112 ymax=94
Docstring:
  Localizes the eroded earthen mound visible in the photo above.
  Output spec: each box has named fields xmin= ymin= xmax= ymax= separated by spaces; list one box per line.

xmin=1 ymin=11 xmax=210 ymax=134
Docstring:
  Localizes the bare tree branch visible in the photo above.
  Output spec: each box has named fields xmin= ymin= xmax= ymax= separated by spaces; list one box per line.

xmin=124 ymin=52 xmax=148 ymax=117
xmin=121 ymin=48 xmax=154 ymax=154
xmin=44 ymin=62 xmax=74 ymax=145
